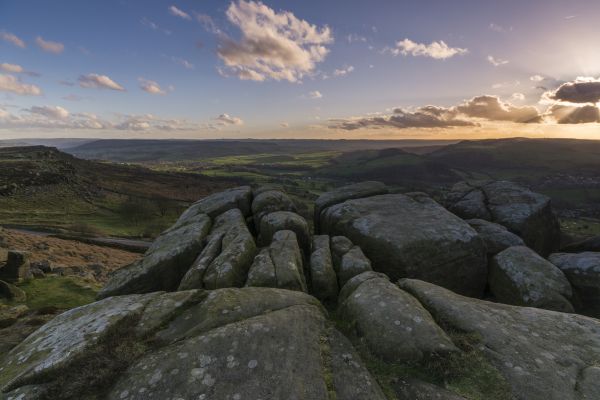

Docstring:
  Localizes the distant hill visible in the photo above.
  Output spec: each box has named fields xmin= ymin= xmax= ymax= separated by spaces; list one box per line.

xmin=0 ymin=146 xmax=235 ymax=236
xmin=65 ymin=139 xmax=458 ymax=162
xmin=428 ymin=137 xmax=600 ymax=173
xmin=317 ymin=147 xmax=461 ymax=188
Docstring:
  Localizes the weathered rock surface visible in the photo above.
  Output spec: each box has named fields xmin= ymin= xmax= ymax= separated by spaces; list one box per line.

xmin=490 ymin=246 xmax=573 ymax=312
xmin=400 ymin=279 xmax=600 ymax=400
xmin=177 ymin=232 xmax=223 ymax=290
xmin=258 ymin=210 xmax=311 ymax=254
xmin=0 ymin=250 xmax=31 ymax=283
xmin=467 ymin=218 xmax=525 ymax=255
xmin=251 ymin=189 xmax=297 ymax=226
xmin=446 ymin=181 xmax=561 ymax=256
xmin=549 ymin=252 xmax=600 ymax=317
xmin=314 ymin=181 xmax=388 ymax=232
xmin=309 ymin=235 xmax=338 ymax=302
xmin=339 ymin=272 xmax=457 ymax=362
xmin=245 ymin=248 xmax=277 ymax=288
xmin=98 ymin=213 xmax=211 ymax=299
xmin=269 ymin=230 xmax=307 ymax=291
xmin=1 ymin=286 xmax=386 ymax=400
xmin=244 ymin=230 xmax=307 ymax=291
xmin=175 ymin=185 xmax=252 ymax=223
xmin=201 ymin=209 xmax=257 ymax=289
xmin=338 ymin=246 xmax=372 ymax=288
xmin=320 ymin=192 xmax=487 ymax=296
xmin=0 ymin=280 xmax=26 ymax=302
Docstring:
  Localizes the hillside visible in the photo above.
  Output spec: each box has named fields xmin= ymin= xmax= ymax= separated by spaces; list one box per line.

xmin=0 ymin=146 xmax=235 ymax=237
xmin=65 ymin=138 xmax=457 ymax=162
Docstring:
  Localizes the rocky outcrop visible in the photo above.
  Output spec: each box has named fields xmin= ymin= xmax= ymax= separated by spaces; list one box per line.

xmin=467 ymin=218 xmax=525 ymax=255
xmin=245 ymin=230 xmax=307 ymax=291
xmin=258 ymin=210 xmax=311 ymax=254
xmin=320 ymin=192 xmax=487 ymax=296
xmin=4 ymin=183 xmax=594 ymax=400
xmin=251 ymin=189 xmax=297 ymax=226
xmin=97 ymin=213 xmax=211 ymax=299
xmin=446 ymin=181 xmax=561 ymax=256
xmin=489 ymin=246 xmax=573 ymax=312
xmin=314 ymin=181 xmax=388 ymax=232
xmin=339 ymin=272 xmax=457 ymax=362
xmin=0 ymin=250 xmax=31 ymax=283
xmin=549 ymin=252 xmax=600 ymax=317
xmin=399 ymin=279 xmax=600 ymax=400
xmin=309 ymin=235 xmax=338 ymax=302
xmin=175 ymin=185 xmax=252 ymax=222
xmin=1 ymin=287 xmax=386 ymax=400
xmin=0 ymin=280 xmax=26 ymax=302
xmin=199 ymin=209 xmax=257 ymax=289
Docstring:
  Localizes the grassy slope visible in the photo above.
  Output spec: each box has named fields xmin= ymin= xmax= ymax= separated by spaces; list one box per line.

xmin=0 ymin=146 xmax=235 ymax=237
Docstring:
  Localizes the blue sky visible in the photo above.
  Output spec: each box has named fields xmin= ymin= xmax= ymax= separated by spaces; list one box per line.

xmin=1 ymin=0 xmax=600 ymax=139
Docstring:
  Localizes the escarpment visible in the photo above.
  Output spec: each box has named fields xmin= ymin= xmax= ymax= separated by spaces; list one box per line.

xmin=2 ymin=181 xmax=600 ymax=400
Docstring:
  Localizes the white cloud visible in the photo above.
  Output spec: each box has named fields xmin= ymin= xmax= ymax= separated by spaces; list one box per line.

xmin=333 ymin=65 xmax=354 ymax=77
xmin=511 ymin=93 xmax=525 ymax=101
xmin=0 ymin=74 xmax=42 ymax=95
xmin=79 ymin=73 xmax=125 ymax=91
xmin=308 ymin=90 xmax=323 ymax=99
xmin=216 ymin=0 xmax=333 ymax=82
xmin=35 ymin=36 xmax=65 ymax=54
xmin=171 ymin=56 xmax=194 ymax=70
xmin=530 ymin=75 xmax=545 ymax=82
xmin=346 ymin=34 xmax=367 ymax=43
xmin=214 ymin=113 xmax=244 ymax=126
xmin=139 ymin=78 xmax=166 ymax=95
xmin=489 ymin=23 xmax=513 ymax=33
xmin=169 ymin=5 xmax=191 ymax=20
xmin=487 ymin=55 xmax=509 ymax=67
xmin=280 ymin=122 xmax=289 ymax=128
xmin=27 ymin=105 xmax=70 ymax=120
xmin=0 ymin=31 xmax=25 ymax=48
xmin=195 ymin=13 xmax=221 ymax=34
xmin=0 ymin=63 xmax=24 ymax=73
xmin=390 ymin=38 xmax=468 ymax=60
xmin=141 ymin=17 xmax=172 ymax=35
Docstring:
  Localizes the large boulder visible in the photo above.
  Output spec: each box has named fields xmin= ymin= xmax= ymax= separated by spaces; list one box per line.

xmin=489 ymin=246 xmax=573 ymax=312
xmin=1 ymin=287 xmax=386 ymax=400
xmin=549 ymin=252 xmax=600 ymax=317
xmin=245 ymin=231 xmax=307 ymax=292
xmin=338 ymin=246 xmax=372 ymax=288
xmin=0 ymin=280 xmax=26 ymax=302
xmin=314 ymin=181 xmax=388 ymax=232
xmin=251 ymin=189 xmax=297 ymax=226
xmin=0 ymin=250 xmax=31 ymax=283
xmin=467 ymin=218 xmax=525 ymax=255
xmin=175 ymin=185 xmax=252 ymax=224
xmin=269 ymin=230 xmax=307 ymax=292
xmin=258 ymin=211 xmax=311 ymax=254
xmin=201 ymin=209 xmax=257 ymax=289
xmin=446 ymin=181 xmax=561 ymax=256
xmin=309 ymin=235 xmax=338 ymax=302
xmin=97 ymin=213 xmax=211 ymax=299
xmin=320 ymin=192 xmax=487 ymax=297
xmin=400 ymin=279 xmax=600 ymax=400
xmin=339 ymin=272 xmax=457 ymax=362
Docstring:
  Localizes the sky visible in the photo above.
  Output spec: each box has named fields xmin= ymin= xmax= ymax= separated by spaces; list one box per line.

xmin=1 ymin=0 xmax=600 ymax=140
